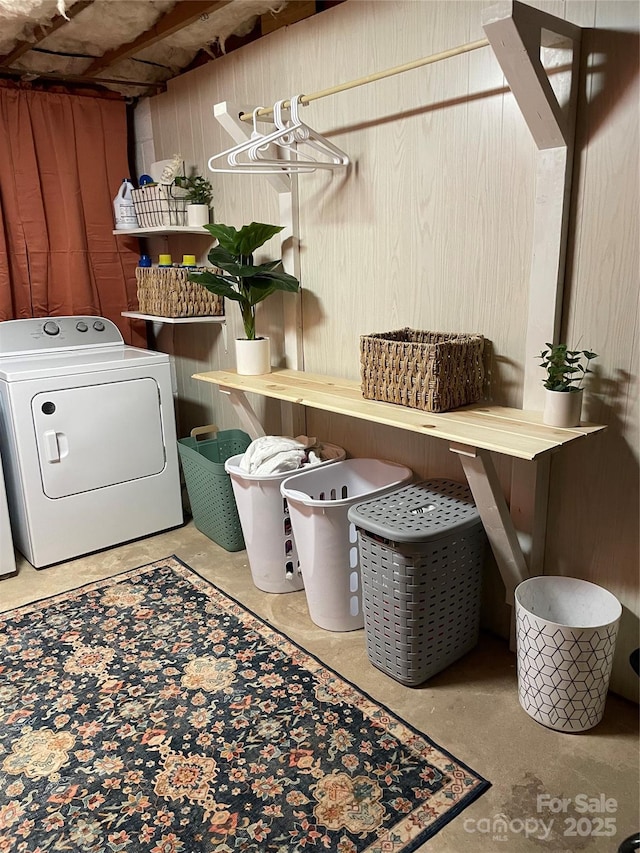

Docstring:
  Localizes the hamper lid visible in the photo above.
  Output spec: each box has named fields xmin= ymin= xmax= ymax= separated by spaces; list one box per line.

xmin=347 ymin=479 xmax=481 ymax=543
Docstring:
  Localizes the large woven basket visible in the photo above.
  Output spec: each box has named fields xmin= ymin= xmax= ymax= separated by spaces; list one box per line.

xmin=135 ymin=267 xmax=224 ymax=318
xmin=360 ymin=328 xmax=485 ymax=413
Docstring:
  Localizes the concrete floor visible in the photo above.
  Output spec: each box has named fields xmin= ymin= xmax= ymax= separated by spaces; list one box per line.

xmin=1 ymin=521 xmax=638 ymax=852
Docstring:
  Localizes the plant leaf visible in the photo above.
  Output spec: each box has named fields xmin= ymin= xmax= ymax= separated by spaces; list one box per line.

xmin=203 ymin=223 xmax=240 ymax=252
xmin=189 ymin=271 xmax=242 ymax=302
xmin=236 ymin=222 xmax=284 ymax=256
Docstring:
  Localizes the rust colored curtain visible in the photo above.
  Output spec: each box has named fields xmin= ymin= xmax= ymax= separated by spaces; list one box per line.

xmin=0 ymin=83 xmax=144 ymax=346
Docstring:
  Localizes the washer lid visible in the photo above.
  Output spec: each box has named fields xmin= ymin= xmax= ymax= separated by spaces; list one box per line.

xmin=0 ymin=346 xmax=170 ymax=382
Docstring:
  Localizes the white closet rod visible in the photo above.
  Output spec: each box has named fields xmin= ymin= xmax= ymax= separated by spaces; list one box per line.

xmin=239 ymin=37 xmax=490 ymax=122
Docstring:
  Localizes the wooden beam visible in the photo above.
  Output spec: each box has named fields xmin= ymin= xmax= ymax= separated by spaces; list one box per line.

xmin=0 ymin=0 xmax=95 ymax=66
xmin=0 ymin=65 xmax=165 ymax=94
xmin=82 ymin=0 xmax=232 ymax=77
xmin=261 ymin=0 xmax=316 ymax=35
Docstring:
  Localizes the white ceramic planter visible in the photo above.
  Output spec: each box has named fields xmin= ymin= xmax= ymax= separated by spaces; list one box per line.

xmin=235 ymin=337 xmax=271 ymax=375
xmin=543 ymin=388 xmax=583 ymax=427
xmin=515 ymin=576 xmax=622 ymax=732
xmin=186 ymin=204 xmax=210 ymax=227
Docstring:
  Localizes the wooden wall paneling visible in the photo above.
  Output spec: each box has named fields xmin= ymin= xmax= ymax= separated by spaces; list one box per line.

xmin=295 ymin=3 xmax=497 ymax=379
xmin=465 ymin=12 xmax=531 ymax=410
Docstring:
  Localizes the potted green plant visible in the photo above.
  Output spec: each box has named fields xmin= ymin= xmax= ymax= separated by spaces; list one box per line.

xmin=175 ymin=173 xmax=213 ymax=227
xmin=538 ymin=343 xmax=598 ymax=427
xmin=189 ymin=222 xmax=300 ymax=375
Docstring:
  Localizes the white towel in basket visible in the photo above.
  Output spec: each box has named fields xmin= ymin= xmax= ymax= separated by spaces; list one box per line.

xmin=239 ymin=435 xmax=339 ymax=475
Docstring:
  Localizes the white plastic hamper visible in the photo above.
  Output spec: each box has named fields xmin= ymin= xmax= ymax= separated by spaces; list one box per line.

xmin=225 ymin=444 xmax=345 ymax=594
xmin=280 ymin=459 xmax=412 ymax=632
xmin=515 ymin=576 xmax=622 ymax=732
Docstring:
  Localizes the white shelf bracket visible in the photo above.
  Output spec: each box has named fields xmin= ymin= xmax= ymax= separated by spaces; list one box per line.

xmin=483 ymin=0 xmax=582 ymax=151
xmin=450 ymin=443 xmax=530 ymax=605
xmin=218 ymin=387 xmax=266 ymax=439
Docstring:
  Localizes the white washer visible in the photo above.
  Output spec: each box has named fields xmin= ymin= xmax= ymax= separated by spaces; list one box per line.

xmin=0 ymin=316 xmax=183 ymax=568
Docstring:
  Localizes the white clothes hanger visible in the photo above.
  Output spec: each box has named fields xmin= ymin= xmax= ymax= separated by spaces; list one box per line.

xmin=207 ymin=97 xmax=349 ymax=174
xmin=239 ymin=96 xmax=349 ymax=170
xmin=285 ymin=95 xmax=350 ymax=166
xmin=208 ymin=102 xmax=317 ymax=174
xmin=229 ymin=100 xmax=320 ymax=172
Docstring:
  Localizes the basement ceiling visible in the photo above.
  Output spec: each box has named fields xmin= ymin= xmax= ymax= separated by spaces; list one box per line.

xmin=0 ymin=0 xmax=332 ymax=98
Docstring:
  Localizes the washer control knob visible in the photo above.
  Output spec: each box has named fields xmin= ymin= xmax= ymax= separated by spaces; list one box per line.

xmin=76 ymin=321 xmax=88 ymax=332
xmin=43 ymin=321 xmax=60 ymax=336
xmin=93 ymin=320 xmax=105 ymax=332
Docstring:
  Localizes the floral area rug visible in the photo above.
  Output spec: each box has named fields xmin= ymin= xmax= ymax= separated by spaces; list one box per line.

xmin=0 ymin=556 xmax=489 ymax=852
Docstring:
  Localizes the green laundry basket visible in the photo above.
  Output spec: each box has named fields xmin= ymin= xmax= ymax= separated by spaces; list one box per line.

xmin=177 ymin=424 xmax=251 ymax=552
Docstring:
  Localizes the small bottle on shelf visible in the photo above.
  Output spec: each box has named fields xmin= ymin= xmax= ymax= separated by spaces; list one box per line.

xmin=181 ymin=254 xmax=197 ymax=268
xmin=158 ymin=254 xmax=172 ymax=267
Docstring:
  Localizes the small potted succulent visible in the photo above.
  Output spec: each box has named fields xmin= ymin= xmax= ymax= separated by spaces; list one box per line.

xmin=175 ymin=172 xmax=213 ymax=227
xmin=189 ymin=222 xmax=300 ymax=375
xmin=538 ymin=343 xmax=598 ymax=427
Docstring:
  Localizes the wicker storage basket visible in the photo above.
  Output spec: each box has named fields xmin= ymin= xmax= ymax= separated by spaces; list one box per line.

xmin=360 ymin=328 xmax=484 ymax=413
xmin=131 ymin=184 xmax=187 ymax=228
xmin=135 ymin=267 xmax=224 ymax=318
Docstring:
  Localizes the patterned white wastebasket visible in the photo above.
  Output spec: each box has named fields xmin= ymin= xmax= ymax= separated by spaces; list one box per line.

xmin=515 ymin=576 xmax=622 ymax=732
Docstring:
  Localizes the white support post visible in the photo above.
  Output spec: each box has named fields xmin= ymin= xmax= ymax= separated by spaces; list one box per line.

xmin=523 ymin=146 xmax=574 ymax=409
xmin=483 ymin=1 xmax=582 ymax=582
xmin=278 ymin=173 xmax=306 ymax=438
xmin=213 ymin=101 xmax=305 ymax=438
xmin=483 ymin=1 xmax=582 ymax=407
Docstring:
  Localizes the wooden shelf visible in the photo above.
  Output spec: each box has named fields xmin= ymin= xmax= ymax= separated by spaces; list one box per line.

xmin=113 ymin=226 xmax=212 ymax=236
xmin=192 ymin=368 xmax=605 ymax=462
xmin=123 ymin=312 xmax=224 ymax=324
xmin=193 ymin=367 xmax=607 ymax=602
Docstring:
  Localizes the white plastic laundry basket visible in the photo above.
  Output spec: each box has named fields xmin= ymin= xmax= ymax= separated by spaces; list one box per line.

xmin=225 ymin=445 xmax=345 ymax=593
xmin=515 ymin=576 xmax=622 ymax=732
xmin=280 ymin=459 xmax=413 ymax=632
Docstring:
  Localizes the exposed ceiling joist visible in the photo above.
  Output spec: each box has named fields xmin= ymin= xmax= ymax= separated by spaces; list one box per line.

xmin=82 ymin=0 xmax=233 ymax=77
xmin=0 ymin=64 xmax=166 ymax=93
xmin=0 ymin=1 xmax=342 ymax=97
xmin=0 ymin=0 xmax=95 ymax=66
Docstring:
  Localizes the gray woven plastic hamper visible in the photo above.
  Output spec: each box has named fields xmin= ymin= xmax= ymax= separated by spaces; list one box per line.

xmin=348 ymin=479 xmax=486 ymax=686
